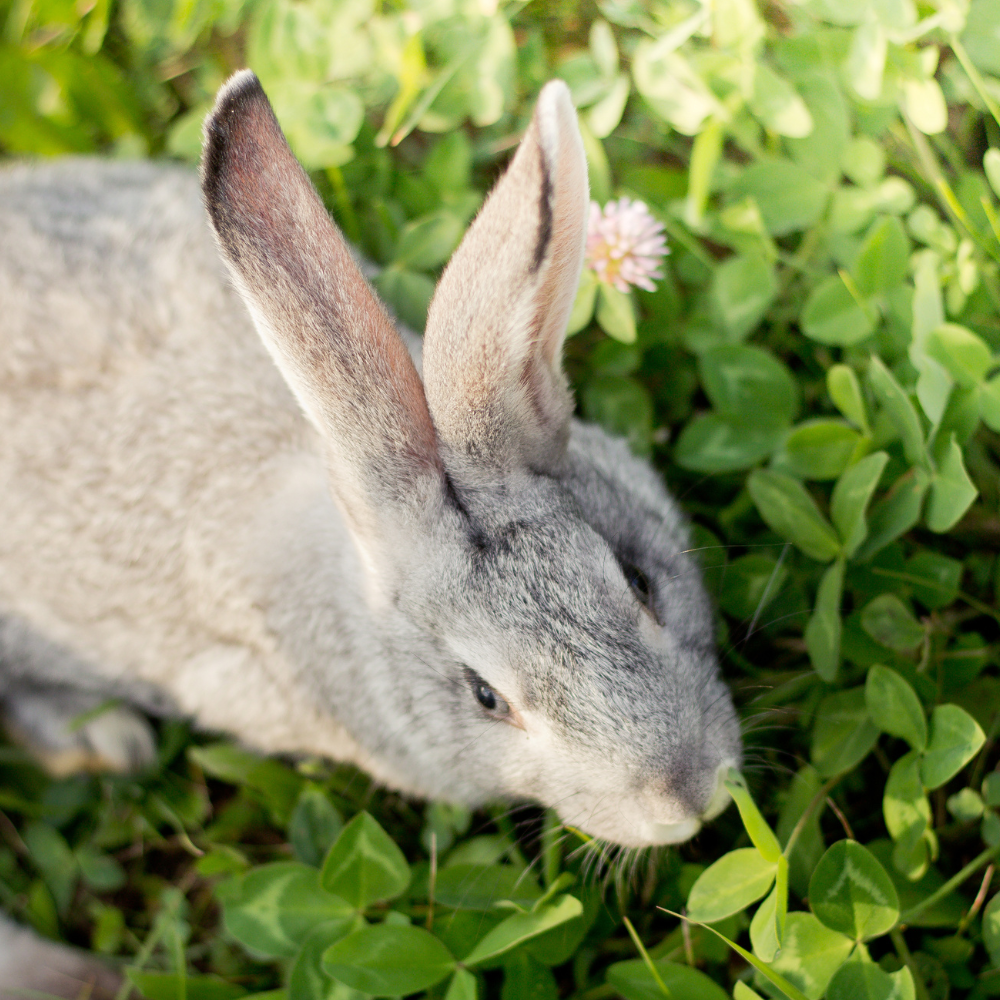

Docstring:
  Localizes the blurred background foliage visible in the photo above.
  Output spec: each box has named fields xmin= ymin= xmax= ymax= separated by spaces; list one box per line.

xmin=8 ymin=0 xmax=1000 ymax=997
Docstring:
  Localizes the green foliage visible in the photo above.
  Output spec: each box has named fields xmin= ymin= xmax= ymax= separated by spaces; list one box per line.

xmin=319 ymin=811 xmax=410 ymax=909
xmin=808 ymin=841 xmax=899 ymax=942
xmin=322 ymin=924 xmax=456 ymax=995
xmin=606 ymin=957 xmax=730 ymax=1000
xmin=7 ymin=0 xmax=1000 ymax=996
xmin=686 ymin=847 xmax=778 ymax=924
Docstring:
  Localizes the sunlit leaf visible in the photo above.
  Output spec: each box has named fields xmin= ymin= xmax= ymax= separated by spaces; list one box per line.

xmin=920 ymin=704 xmax=986 ymax=789
xmin=903 ymin=77 xmax=947 ymax=135
xmin=686 ymin=848 xmax=777 ymax=923
xmin=320 ymin=812 xmax=411 ymax=910
xmin=223 ymin=863 xmax=355 ymax=959
xmin=729 ymin=160 xmax=829 ymax=235
xmin=462 ymin=895 xmax=583 ymax=966
xmin=802 ymin=275 xmax=874 ymax=346
xmin=710 ymin=255 xmax=777 ymax=340
xmin=322 ymin=924 xmax=456 ymax=996
xmin=926 ymin=323 xmax=993 ymax=388
xmin=926 ymin=434 xmax=978 ymax=533
xmin=867 ymin=357 xmax=926 ymax=468
xmin=596 ymin=283 xmax=637 ymax=343
xmin=808 ymin=840 xmax=899 ymax=941
xmin=667 ymin=913 xmax=811 ymax=1000
xmin=606 ymin=958 xmax=731 ymax=1000
xmin=811 ymin=687 xmax=879 ymax=776
xmin=725 ymin=771 xmax=782 ymax=863
xmin=853 ymin=216 xmax=909 ymax=297
xmin=883 ymin=750 xmax=932 ymax=881
xmin=865 ymin=665 xmax=927 ymax=751
xmin=805 ymin=558 xmax=844 ymax=682
xmin=775 ymin=420 xmax=861 ymax=481
xmin=826 ymin=963 xmax=915 ymax=1000
xmin=748 ymin=63 xmax=813 ymax=138
xmin=830 ymin=451 xmax=889 ymax=557
xmin=747 ymin=470 xmax=841 ymax=562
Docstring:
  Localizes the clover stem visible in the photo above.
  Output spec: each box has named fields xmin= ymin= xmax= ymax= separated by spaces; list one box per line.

xmin=426 ymin=830 xmax=437 ymax=932
xmin=957 ymin=863 xmax=994 ymax=935
xmin=899 ymin=844 xmax=1000 ymax=925
xmin=890 ymin=927 xmax=931 ymax=1000
xmin=782 ymin=774 xmax=845 ymax=859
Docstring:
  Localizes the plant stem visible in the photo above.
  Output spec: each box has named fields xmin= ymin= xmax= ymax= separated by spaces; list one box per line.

xmin=951 ymin=36 xmax=1000 ymax=133
xmin=541 ymin=808 xmax=561 ymax=889
xmin=681 ymin=914 xmax=694 ymax=967
xmin=838 ymin=268 xmax=878 ymax=324
xmin=899 ymin=844 xmax=1000 ymax=925
xmin=899 ymin=113 xmax=1000 ymax=264
xmin=870 ymin=566 xmax=1000 ymax=626
xmin=783 ymin=774 xmax=845 ymax=858
xmin=114 ymin=888 xmax=185 ymax=1000
xmin=622 ymin=916 xmax=671 ymax=997
xmin=890 ymin=926 xmax=931 ymax=1000
xmin=958 ymin=863 xmax=994 ymax=935
xmin=426 ymin=830 xmax=437 ymax=932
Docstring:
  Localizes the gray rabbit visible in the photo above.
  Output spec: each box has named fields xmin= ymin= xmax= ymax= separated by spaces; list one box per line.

xmin=0 ymin=73 xmax=740 ymax=996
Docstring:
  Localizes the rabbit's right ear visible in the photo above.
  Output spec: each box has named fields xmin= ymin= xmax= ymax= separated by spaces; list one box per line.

xmin=201 ymin=71 xmax=444 ymax=578
xmin=421 ymin=80 xmax=588 ymax=481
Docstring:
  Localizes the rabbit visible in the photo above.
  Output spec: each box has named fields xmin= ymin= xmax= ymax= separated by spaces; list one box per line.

xmin=0 ymin=71 xmax=741 ymax=863
xmin=0 ymin=917 xmax=122 ymax=1000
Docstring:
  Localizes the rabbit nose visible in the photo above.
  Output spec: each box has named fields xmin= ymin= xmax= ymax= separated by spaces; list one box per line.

xmin=663 ymin=755 xmax=735 ymax=820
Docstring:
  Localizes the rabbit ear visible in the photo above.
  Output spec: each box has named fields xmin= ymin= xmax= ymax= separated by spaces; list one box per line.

xmin=422 ymin=80 xmax=589 ymax=480
xmin=201 ymin=71 xmax=443 ymax=573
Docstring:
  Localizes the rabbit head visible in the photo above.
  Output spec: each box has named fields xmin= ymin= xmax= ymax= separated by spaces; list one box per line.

xmin=202 ymin=71 xmax=741 ymax=847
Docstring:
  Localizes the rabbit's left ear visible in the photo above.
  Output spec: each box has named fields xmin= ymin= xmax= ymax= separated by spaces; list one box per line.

xmin=422 ymin=80 xmax=588 ymax=480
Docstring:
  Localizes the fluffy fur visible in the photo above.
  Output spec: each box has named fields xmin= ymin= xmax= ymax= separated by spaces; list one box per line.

xmin=0 ymin=71 xmax=741 ymax=996
xmin=0 ymin=72 xmax=739 ymax=863
xmin=0 ymin=915 xmax=122 ymax=998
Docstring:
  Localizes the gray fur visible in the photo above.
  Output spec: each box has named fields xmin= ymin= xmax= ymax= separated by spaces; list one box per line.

xmin=0 ymin=74 xmax=741 ymax=994
xmin=0 ymin=75 xmax=740 ymax=857
xmin=0 ymin=914 xmax=122 ymax=998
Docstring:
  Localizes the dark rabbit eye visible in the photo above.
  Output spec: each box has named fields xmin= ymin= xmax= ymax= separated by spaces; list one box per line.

xmin=621 ymin=560 xmax=657 ymax=617
xmin=464 ymin=668 xmax=510 ymax=720
xmin=476 ymin=683 xmax=497 ymax=710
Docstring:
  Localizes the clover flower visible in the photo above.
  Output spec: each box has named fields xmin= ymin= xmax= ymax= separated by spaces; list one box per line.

xmin=585 ymin=197 xmax=668 ymax=293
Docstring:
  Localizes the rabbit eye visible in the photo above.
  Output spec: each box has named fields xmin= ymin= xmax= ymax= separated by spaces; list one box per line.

xmin=621 ymin=560 xmax=657 ymax=617
xmin=464 ymin=668 xmax=510 ymax=720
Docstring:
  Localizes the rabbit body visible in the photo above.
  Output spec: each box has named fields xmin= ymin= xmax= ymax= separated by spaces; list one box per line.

xmin=0 ymin=159 xmax=377 ymax=766
xmin=0 ymin=75 xmax=741 ymax=853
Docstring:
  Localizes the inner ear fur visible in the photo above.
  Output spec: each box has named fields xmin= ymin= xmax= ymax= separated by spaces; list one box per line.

xmin=201 ymin=70 xmax=443 ymax=570
xmin=421 ymin=80 xmax=589 ymax=482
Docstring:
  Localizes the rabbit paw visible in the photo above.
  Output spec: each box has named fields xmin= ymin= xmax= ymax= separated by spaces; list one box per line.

xmin=3 ymin=688 xmax=156 ymax=776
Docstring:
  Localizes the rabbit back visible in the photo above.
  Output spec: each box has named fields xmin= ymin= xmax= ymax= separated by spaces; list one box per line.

xmin=0 ymin=159 xmax=373 ymax=762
